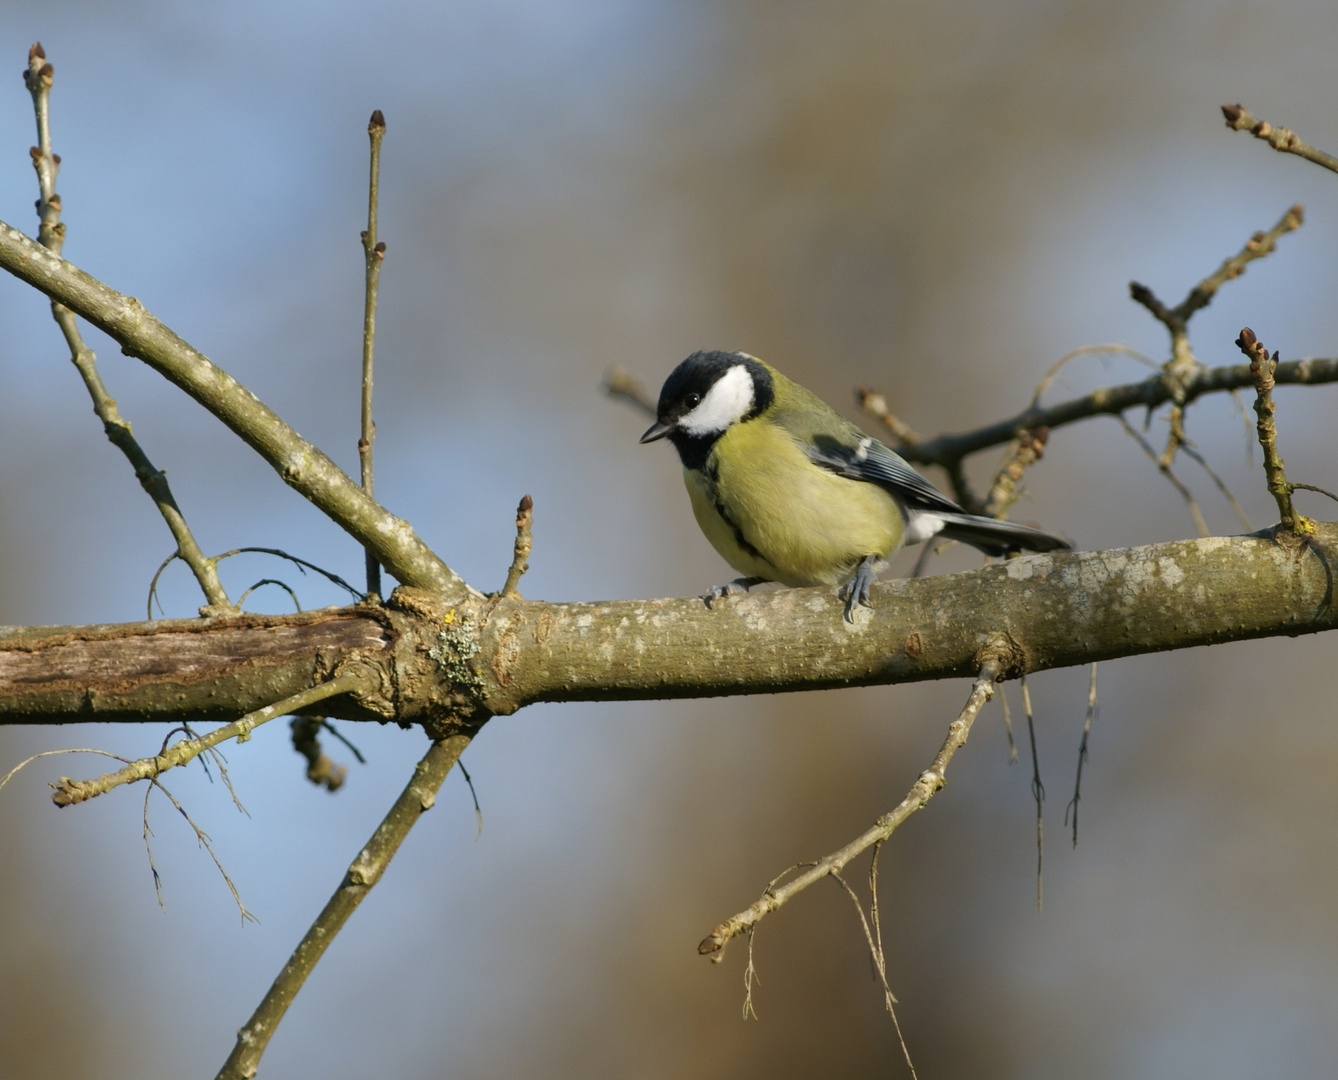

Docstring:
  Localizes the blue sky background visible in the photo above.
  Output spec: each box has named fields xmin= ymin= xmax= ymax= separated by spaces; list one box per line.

xmin=3 ymin=2 xmax=1338 ymax=1077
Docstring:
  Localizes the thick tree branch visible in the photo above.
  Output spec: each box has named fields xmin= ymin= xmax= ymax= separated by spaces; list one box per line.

xmin=0 ymin=610 xmax=395 ymax=727
xmin=0 ymin=220 xmax=468 ymax=599
xmin=3 ymin=527 xmax=1335 ymax=728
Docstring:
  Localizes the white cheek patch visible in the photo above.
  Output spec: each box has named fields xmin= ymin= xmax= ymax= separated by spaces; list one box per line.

xmin=679 ymin=364 xmax=755 ymax=436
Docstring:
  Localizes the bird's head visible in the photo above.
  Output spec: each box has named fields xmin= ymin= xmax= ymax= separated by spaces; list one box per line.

xmin=639 ymin=350 xmax=774 ymax=447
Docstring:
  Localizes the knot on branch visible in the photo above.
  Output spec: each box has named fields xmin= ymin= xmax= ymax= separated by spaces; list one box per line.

xmin=386 ymin=588 xmax=496 ymax=738
xmin=975 ymin=633 xmax=1022 ymax=682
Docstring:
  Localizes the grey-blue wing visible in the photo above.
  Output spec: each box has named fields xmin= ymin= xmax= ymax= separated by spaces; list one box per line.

xmin=805 ymin=433 xmax=1071 ymax=556
xmin=804 ymin=433 xmax=965 ymax=514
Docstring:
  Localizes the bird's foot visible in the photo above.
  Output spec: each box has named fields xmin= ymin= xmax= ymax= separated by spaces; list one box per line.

xmin=703 ymin=577 xmax=767 ymax=608
xmin=839 ymin=556 xmax=879 ymax=623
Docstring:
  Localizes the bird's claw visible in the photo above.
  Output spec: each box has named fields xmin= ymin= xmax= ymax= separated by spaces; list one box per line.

xmin=840 ymin=556 xmax=879 ymax=623
xmin=703 ymin=577 xmax=764 ymax=609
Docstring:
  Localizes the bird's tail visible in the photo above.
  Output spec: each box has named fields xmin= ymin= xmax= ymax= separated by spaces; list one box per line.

xmin=935 ymin=513 xmax=1071 ymax=558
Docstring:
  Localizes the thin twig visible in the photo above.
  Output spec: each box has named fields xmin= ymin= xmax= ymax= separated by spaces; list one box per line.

xmin=141 ymin=784 xmax=163 ymax=908
xmin=1 ymin=747 xmax=128 ymax=797
xmin=698 ymin=640 xmax=1009 ymax=956
xmin=1064 ymin=663 xmax=1099 ymax=847
xmin=1223 ymin=104 xmax=1338 ymax=175
xmin=236 ymin=578 xmax=302 ymax=612
xmin=1115 ymin=416 xmax=1210 ymax=537
xmin=147 ymin=552 xmax=179 ymax=619
xmin=500 ymin=494 xmax=534 ymax=597
xmin=908 ymin=540 xmax=937 ymax=579
xmin=1236 ymin=328 xmax=1312 ymax=536
xmin=1177 ymin=442 xmax=1253 ymax=532
xmin=998 ymin=684 xmax=1018 ymax=764
xmin=216 ymin=734 xmax=471 ymax=1080
xmin=1028 ymin=344 xmax=1160 ymax=409
xmin=146 ymin=776 xmax=255 ymax=920
xmin=173 ymin=723 xmax=249 ymax=816
xmin=1128 ymin=205 xmax=1303 ymax=474
xmin=738 ymin=861 xmax=817 ymax=1012
xmin=1291 ymin=482 xmax=1338 ymax=505
xmin=213 ymin=547 xmax=364 ymax=601
xmin=604 ymin=367 xmax=657 ymax=418
xmin=144 ymin=776 xmax=256 ymax=924
xmin=742 ymin=930 xmax=760 ymax=1020
xmin=985 ymin=427 xmax=1051 ymax=519
xmin=360 ymin=109 xmax=386 ymax=598
xmin=22 ymin=43 xmax=231 ymax=615
xmin=856 ymin=386 xmax=923 ymax=446
xmin=50 ymin=668 xmax=371 ymax=807
xmin=830 ymin=869 xmax=918 ymax=1079
xmin=1020 ymin=675 xmax=1044 ymax=913
xmin=456 ymin=756 xmax=483 ymax=839
xmin=1134 ymin=205 xmax=1303 ymax=334
xmin=0 ymin=225 xmax=469 ymax=597
xmin=898 ymin=355 xmax=1338 ymax=470
xmin=318 ymin=719 xmax=366 ymax=764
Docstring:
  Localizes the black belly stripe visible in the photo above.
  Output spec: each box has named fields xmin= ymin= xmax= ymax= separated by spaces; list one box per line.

xmin=715 ymin=497 xmax=764 ymax=560
xmin=703 ymin=459 xmax=764 ymax=561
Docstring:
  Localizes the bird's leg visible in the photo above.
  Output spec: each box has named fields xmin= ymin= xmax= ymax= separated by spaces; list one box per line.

xmin=839 ymin=555 xmax=879 ymax=622
xmin=703 ymin=577 xmax=767 ymax=608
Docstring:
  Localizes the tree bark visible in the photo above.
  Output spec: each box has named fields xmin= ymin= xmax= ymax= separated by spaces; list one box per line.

xmin=3 ymin=525 xmax=1333 ymax=729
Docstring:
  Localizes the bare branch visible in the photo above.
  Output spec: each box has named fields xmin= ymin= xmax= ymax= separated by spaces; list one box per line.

xmin=985 ymin=427 xmax=1051 ymax=519
xmin=1223 ymin=104 xmax=1338 ymax=174
xmin=360 ymin=109 xmax=387 ymax=599
xmin=698 ymin=639 xmax=1007 ymax=955
xmin=500 ymin=494 xmax=534 ymax=597
xmin=856 ymin=386 xmax=923 ymax=446
xmin=1131 ymin=205 xmax=1303 ymax=336
xmin=1115 ymin=415 xmax=1210 ymax=537
xmin=829 ymin=867 xmax=918 ymax=1078
xmin=22 ymin=44 xmax=231 ymax=614
xmin=876 ymin=356 xmax=1338 ymax=472
xmin=6 ymin=528 xmax=1338 ymax=727
xmin=214 ymin=547 xmax=364 ymax=601
xmin=1236 ymin=328 xmax=1312 ymax=536
xmin=604 ymin=367 xmax=657 ymax=417
xmin=216 ymin=734 xmax=470 ymax=1080
xmin=49 ymin=667 xmax=373 ymax=807
xmin=1020 ymin=675 xmax=1044 ymax=913
xmin=0 ymin=220 xmax=469 ymax=598
xmin=144 ymin=776 xmax=256 ymax=924
xmin=1064 ymin=663 xmax=1099 ymax=847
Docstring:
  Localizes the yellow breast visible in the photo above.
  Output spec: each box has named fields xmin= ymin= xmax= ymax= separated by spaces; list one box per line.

xmin=683 ymin=419 xmax=906 ymax=587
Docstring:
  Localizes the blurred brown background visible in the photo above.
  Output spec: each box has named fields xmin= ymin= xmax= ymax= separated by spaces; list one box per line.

xmin=3 ymin=1 xmax=1338 ymax=1076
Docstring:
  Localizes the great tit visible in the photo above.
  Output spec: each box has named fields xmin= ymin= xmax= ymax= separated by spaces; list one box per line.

xmin=640 ymin=350 xmax=1071 ymax=621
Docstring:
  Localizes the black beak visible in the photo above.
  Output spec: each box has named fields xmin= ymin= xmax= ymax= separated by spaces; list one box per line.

xmin=639 ymin=420 xmax=672 ymax=444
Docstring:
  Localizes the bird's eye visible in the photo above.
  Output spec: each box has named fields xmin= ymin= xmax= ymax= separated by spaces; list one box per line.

xmin=685 ymin=393 xmax=701 ymax=408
